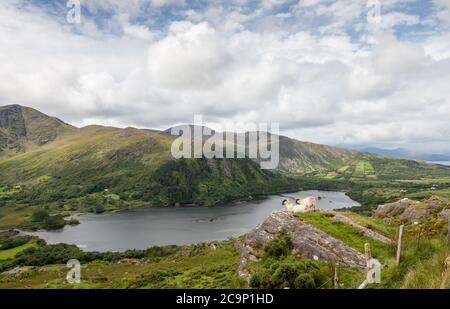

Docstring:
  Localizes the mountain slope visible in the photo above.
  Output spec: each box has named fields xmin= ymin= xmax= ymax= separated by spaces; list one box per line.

xmin=1 ymin=104 xmax=450 ymax=222
xmin=0 ymin=113 xmax=296 ymax=225
xmin=0 ymin=105 xmax=75 ymax=155
xmin=277 ymin=136 xmax=359 ymax=173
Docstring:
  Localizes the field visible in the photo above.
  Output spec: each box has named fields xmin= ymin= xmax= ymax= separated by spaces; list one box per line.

xmin=1 ymin=203 xmax=449 ymax=289
xmin=0 ymin=239 xmax=244 ymax=289
xmin=296 ymin=211 xmax=450 ymax=289
xmin=0 ymin=242 xmax=37 ymax=260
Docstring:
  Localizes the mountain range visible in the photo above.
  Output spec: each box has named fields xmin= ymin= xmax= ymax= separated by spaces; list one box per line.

xmin=1 ymin=104 xmax=450 ymax=211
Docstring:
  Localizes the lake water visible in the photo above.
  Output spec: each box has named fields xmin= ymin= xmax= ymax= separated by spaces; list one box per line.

xmin=428 ymin=161 xmax=450 ymax=166
xmin=28 ymin=190 xmax=360 ymax=252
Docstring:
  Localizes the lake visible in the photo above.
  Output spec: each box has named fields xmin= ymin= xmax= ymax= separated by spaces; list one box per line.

xmin=28 ymin=190 xmax=360 ymax=252
xmin=428 ymin=161 xmax=450 ymax=166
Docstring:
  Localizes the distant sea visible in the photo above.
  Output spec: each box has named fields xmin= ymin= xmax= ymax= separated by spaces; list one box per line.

xmin=428 ymin=161 xmax=450 ymax=166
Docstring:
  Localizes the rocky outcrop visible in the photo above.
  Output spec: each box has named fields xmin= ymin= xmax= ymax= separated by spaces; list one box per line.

xmin=399 ymin=208 xmax=430 ymax=221
xmin=0 ymin=104 xmax=75 ymax=153
xmin=375 ymin=197 xmax=450 ymax=222
xmin=331 ymin=213 xmax=393 ymax=245
xmin=425 ymin=196 xmax=450 ymax=209
xmin=237 ymin=211 xmax=367 ymax=281
xmin=439 ymin=209 xmax=450 ymax=220
xmin=374 ymin=198 xmax=417 ymax=218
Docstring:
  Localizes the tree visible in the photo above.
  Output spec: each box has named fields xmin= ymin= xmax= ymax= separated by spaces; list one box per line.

xmin=31 ymin=210 xmax=49 ymax=222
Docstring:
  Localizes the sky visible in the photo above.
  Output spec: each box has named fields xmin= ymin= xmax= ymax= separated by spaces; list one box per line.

xmin=0 ymin=0 xmax=450 ymax=153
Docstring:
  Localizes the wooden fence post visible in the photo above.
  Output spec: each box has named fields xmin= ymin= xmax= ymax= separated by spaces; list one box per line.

xmin=365 ymin=243 xmax=371 ymax=260
xmin=416 ymin=224 xmax=422 ymax=251
xmin=334 ymin=263 xmax=340 ymax=289
xmin=364 ymin=243 xmax=371 ymax=274
xmin=396 ymin=225 xmax=404 ymax=266
xmin=447 ymin=220 xmax=450 ymax=245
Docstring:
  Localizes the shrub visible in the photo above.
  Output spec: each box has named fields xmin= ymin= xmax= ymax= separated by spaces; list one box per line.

xmin=42 ymin=216 xmax=66 ymax=230
xmin=31 ymin=210 xmax=50 ymax=222
xmin=0 ymin=235 xmax=32 ymax=250
xmin=250 ymin=256 xmax=324 ymax=289
xmin=250 ymin=230 xmax=325 ymax=289
xmin=263 ymin=229 xmax=292 ymax=258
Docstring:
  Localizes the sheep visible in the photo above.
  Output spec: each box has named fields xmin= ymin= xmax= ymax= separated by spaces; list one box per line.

xmin=296 ymin=196 xmax=317 ymax=212
xmin=282 ymin=197 xmax=316 ymax=213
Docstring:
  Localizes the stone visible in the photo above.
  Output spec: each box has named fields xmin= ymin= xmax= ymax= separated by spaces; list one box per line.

xmin=374 ymin=198 xmax=416 ymax=218
xmin=236 ymin=210 xmax=367 ymax=281
xmin=399 ymin=208 xmax=430 ymax=222
xmin=382 ymin=217 xmax=393 ymax=224
xmin=438 ymin=209 xmax=450 ymax=220
xmin=426 ymin=196 xmax=450 ymax=210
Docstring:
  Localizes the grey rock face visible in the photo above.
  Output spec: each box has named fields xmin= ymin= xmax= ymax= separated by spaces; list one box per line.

xmin=374 ymin=198 xmax=416 ymax=218
xmin=426 ymin=196 xmax=450 ymax=209
xmin=399 ymin=208 xmax=430 ymax=221
xmin=375 ymin=196 xmax=450 ymax=222
xmin=439 ymin=209 xmax=450 ymax=220
xmin=0 ymin=105 xmax=27 ymax=137
xmin=237 ymin=210 xmax=367 ymax=281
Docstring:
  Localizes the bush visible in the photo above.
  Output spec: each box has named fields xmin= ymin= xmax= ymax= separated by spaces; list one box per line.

xmin=271 ymin=258 xmax=322 ymax=288
xmin=31 ymin=210 xmax=50 ymax=222
xmin=250 ymin=256 xmax=324 ymax=289
xmin=263 ymin=229 xmax=291 ymax=258
xmin=11 ymin=243 xmax=180 ymax=268
xmin=42 ymin=216 xmax=66 ymax=230
xmin=0 ymin=235 xmax=32 ymax=250
xmin=250 ymin=230 xmax=325 ymax=289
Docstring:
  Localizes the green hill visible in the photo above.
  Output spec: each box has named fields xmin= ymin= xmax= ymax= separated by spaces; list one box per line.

xmin=1 ymin=104 xmax=450 ymax=229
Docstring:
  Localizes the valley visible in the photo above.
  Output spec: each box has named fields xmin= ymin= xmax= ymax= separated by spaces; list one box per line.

xmin=1 ymin=104 xmax=450 ymax=289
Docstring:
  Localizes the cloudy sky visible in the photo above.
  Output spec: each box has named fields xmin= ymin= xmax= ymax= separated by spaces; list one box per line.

xmin=1 ymin=0 xmax=450 ymax=153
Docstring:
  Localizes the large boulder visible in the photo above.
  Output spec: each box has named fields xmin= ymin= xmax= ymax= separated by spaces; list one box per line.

xmin=399 ymin=207 xmax=431 ymax=222
xmin=425 ymin=196 xmax=446 ymax=209
xmin=374 ymin=198 xmax=416 ymax=218
xmin=439 ymin=209 xmax=450 ymax=220
xmin=375 ymin=196 xmax=450 ymax=222
xmin=237 ymin=211 xmax=367 ymax=281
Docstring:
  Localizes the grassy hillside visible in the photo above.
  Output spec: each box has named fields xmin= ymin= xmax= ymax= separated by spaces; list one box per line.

xmin=0 ymin=124 xmax=299 ymax=228
xmin=2 ymin=198 xmax=448 ymax=289
xmin=0 ymin=237 xmax=244 ymax=289
xmin=1 ymin=104 xmax=450 ymax=229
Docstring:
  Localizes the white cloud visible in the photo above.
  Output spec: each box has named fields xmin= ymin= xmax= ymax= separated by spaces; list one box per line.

xmin=147 ymin=22 xmax=230 ymax=89
xmin=0 ymin=0 xmax=449 ymax=153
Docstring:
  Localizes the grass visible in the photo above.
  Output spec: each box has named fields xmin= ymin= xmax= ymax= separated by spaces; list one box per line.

xmin=0 ymin=205 xmax=35 ymax=229
xmin=401 ymin=249 xmax=449 ymax=288
xmin=407 ymin=189 xmax=450 ymax=199
xmin=372 ymin=237 xmax=449 ymax=289
xmin=0 ymin=239 xmax=245 ymax=289
xmin=341 ymin=211 xmax=398 ymax=238
xmin=296 ymin=211 xmax=450 ymax=289
xmin=354 ymin=161 xmax=376 ymax=179
xmin=0 ymin=242 xmax=38 ymax=260
xmin=297 ymin=212 xmax=393 ymax=262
